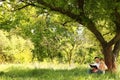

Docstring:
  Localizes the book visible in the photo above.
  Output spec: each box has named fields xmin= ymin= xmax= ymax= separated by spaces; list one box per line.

xmin=89 ymin=64 xmax=98 ymax=69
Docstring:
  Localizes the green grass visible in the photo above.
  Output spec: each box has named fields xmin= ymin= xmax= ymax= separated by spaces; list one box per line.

xmin=0 ymin=63 xmax=120 ymax=80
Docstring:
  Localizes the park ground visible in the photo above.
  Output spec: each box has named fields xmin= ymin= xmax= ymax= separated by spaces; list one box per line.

xmin=0 ymin=62 xmax=120 ymax=80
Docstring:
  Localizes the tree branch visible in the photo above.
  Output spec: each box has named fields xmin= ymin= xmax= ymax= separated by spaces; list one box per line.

xmin=13 ymin=2 xmax=42 ymax=11
xmin=112 ymin=40 xmax=120 ymax=57
xmin=0 ymin=0 xmax=5 ymax=2
xmin=13 ymin=4 xmax=30 ymax=11
xmin=108 ymin=32 xmax=120 ymax=47
xmin=36 ymin=0 xmax=82 ymax=22
xmin=36 ymin=0 xmax=107 ymax=47
xmin=78 ymin=0 xmax=107 ymax=46
xmin=77 ymin=0 xmax=84 ymax=11
xmin=86 ymin=19 xmax=107 ymax=47
xmin=108 ymin=7 xmax=120 ymax=46
xmin=103 ymin=32 xmax=111 ymax=36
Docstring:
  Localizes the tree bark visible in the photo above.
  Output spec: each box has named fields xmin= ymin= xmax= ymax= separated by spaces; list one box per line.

xmin=102 ymin=43 xmax=120 ymax=72
xmin=103 ymin=46 xmax=113 ymax=71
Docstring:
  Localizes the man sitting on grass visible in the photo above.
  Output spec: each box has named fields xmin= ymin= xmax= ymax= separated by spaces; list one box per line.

xmin=88 ymin=57 xmax=108 ymax=74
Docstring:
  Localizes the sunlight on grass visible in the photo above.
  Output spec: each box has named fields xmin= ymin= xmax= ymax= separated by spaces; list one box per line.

xmin=0 ymin=63 xmax=120 ymax=80
xmin=31 ymin=62 xmax=79 ymax=70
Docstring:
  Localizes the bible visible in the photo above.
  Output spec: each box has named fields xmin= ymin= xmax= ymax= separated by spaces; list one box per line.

xmin=89 ymin=64 xmax=98 ymax=69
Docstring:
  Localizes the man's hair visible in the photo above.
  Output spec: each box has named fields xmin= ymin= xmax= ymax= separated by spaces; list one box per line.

xmin=100 ymin=58 xmax=104 ymax=61
xmin=94 ymin=57 xmax=99 ymax=59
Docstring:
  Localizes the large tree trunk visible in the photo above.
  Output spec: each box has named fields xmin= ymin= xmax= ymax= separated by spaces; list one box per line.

xmin=103 ymin=40 xmax=120 ymax=72
xmin=103 ymin=45 xmax=118 ymax=72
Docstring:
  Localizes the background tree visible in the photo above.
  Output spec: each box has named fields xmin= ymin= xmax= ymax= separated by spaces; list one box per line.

xmin=0 ymin=30 xmax=34 ymax=63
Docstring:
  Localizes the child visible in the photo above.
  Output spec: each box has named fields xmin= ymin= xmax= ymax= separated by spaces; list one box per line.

xmin=98 ymin=58 xmax=108 ymax=74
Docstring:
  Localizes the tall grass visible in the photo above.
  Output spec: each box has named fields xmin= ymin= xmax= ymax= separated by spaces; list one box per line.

xmin=0 ymin=63 xmax=120 ymax=80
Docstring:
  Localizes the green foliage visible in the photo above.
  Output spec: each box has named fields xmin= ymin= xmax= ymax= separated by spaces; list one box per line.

xmin=0 ymin=0 xmax=116 ymax=64
xmin=0 ymin=30 xmax=34 ymax=63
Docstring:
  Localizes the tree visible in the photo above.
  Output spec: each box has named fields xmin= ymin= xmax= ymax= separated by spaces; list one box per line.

xmin=0 ymin=30 xmax=34 ymax=63
xmin=1 ymin=0 xmax=120 ymax=71
xmin=30 ymin=0 xmax=120 ymax=72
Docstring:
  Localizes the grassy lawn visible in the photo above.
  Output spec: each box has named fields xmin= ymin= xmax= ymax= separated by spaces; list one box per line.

xmin=0 ymin=63 xmax=120 ymax=80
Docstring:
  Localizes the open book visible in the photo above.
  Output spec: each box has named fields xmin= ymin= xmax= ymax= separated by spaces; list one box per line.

xmin=89 ymin=64 xmax=98 ymax=69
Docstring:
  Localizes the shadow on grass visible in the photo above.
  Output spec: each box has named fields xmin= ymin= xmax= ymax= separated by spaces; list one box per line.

xmin=0 ymin=67 xmax=120 ymax=80
xmin=0 ymin=67 xmax=88 ymax=79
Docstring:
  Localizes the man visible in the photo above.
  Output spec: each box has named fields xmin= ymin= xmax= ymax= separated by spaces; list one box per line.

xmin=89 ymin=57 xmax=100 ymax=73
